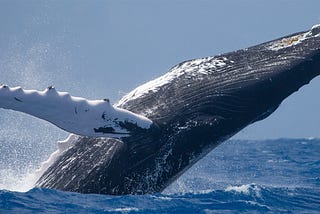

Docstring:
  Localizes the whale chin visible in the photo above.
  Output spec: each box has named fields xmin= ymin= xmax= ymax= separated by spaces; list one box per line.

xmin=2 ymin=25 xmax=320 ymax=195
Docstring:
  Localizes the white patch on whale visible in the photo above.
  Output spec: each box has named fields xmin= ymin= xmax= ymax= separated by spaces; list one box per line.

xmin=117 ymin=57 xmax=228 ymax=106
xmin=267 ymin=24 xmax=320 ymax=51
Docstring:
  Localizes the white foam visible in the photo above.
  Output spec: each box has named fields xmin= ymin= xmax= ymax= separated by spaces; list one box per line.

xmin=225 ymin=184 xmax=261 ymax=197
xmin=112 ymin=207 xmax=139 ymax=212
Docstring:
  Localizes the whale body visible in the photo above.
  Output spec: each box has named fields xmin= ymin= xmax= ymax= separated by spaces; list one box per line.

xmin=2 ymin=25 xmax=320 ymax=195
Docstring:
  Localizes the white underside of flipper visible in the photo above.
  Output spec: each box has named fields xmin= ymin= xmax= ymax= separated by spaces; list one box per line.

xmin=0 ymin=85 xmax=153 ymax=138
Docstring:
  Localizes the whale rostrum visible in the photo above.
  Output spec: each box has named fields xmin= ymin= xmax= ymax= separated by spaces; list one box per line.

xmin=1 ymin=24 xmax=319 ymax=195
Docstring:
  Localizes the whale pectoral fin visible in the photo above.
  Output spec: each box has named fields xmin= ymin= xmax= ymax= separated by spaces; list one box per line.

xmin=0 ymin=85 xmax=154 ymax=138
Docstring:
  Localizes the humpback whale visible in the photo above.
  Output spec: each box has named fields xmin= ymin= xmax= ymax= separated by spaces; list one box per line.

xmin=1 ymin=24 xmax=320 ymax=195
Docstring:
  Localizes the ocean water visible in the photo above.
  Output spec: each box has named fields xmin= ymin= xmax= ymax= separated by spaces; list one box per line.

xmin=0 ymin=138 xmax=319 ymax=213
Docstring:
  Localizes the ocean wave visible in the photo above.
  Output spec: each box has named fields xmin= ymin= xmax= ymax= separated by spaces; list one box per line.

xmin=1 ymin=138 xmax=319 ymax=213
xmin=1 ymin=185 xmax=319 ymax=213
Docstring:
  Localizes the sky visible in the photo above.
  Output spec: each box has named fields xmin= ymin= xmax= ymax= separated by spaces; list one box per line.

xmin=0 ymin=0 xmax=319 ymax=140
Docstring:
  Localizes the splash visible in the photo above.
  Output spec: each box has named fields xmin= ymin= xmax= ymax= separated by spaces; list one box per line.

xmin=0 ymin=169 xmax=35 ymax=192
xmin=225 ymin=183 xmax=261 ymax=197
xmin=0 ymin=39 xmax=92 ymax=192
xmin=0 ymin=134 xmax=78 ymax=192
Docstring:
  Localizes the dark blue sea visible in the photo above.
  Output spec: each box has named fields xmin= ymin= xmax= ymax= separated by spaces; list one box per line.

xmin=1 ymin=138 xmax=319 ymax=213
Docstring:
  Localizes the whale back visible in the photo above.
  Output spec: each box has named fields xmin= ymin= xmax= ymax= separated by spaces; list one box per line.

xmin=119 ymin=30 xmax=320 ymax=126
xmin=37 ymin=26 xmax=320 ymax=195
